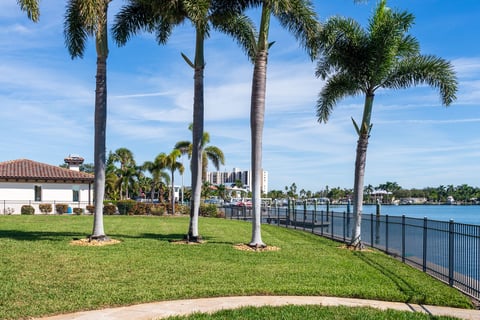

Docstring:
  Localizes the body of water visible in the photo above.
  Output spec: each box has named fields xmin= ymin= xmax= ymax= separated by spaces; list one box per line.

xmin=307 ymin=204 xmax=480 ymax=225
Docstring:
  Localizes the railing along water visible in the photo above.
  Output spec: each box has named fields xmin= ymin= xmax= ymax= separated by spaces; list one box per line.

xmin=224 ymin=204 xmax=480 ymax=302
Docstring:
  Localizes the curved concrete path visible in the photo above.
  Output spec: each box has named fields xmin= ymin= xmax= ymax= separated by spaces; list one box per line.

xmin=36 ymin=296 xmax=480 ymax=320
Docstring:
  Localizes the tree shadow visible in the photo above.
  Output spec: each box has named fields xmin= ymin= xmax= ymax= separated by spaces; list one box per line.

xmin=0 ymin=230 xmax=83 ymax=242
xmin=353 ymin=251 xmax=427 ymax=304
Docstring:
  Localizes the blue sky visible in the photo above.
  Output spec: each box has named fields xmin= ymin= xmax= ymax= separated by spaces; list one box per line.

xmin=0 ymin=0 xmax=479 ymax=192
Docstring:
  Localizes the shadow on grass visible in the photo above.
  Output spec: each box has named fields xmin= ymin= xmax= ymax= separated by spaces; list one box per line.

xmin=353 ymin=251 xmax=426 ymax=304
xmin=0 ymin=230 xmax=83 ymax=242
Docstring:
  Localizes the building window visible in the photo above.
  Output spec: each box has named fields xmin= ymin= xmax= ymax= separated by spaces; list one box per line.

xmin=34 ymin=185 xmax=42 ymax=202
xmin=72 ymin=185 xmax=80 ymax=202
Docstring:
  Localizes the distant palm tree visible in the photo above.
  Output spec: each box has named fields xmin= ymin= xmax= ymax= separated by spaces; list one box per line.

xmin=315 ymin=0 xmax=457 ymax=249
xmin=245 ymin=0 xmax=320 ymax=248
xmin=17 ymin=0 xmax=40 ymax=22
xmin=112 ymin=0 xmax=255 ymax=242
xmin=142 ymin=157 xmax=170 ymax=202
xmin=111 ymin=148 xmax=136 ymax=199
xmin=64 ymin=0 xmax=112 ymax=241
xmin=175 ymin=125 xmax=225 ymax=183
xmin=158 ymin=150 xmax=184 ymax=215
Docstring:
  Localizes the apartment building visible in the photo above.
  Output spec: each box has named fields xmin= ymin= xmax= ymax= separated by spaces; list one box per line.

xmin=206 ymin=168 xmax=268 ymax=194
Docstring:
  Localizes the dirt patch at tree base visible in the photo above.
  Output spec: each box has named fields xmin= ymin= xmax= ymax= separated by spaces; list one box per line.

xmin=70 ymin=238 xmax=121 ymax=246
xmin=233 ymin=243 xmax=280 ymax=252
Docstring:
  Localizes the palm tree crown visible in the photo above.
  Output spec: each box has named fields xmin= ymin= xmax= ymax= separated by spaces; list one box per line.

xmin=17 ymin=0 xmax=40 ymax=22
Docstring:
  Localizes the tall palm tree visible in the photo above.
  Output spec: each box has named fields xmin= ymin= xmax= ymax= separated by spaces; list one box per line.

xmin=64 ymin=0 xmax=112 ymax=241
xmin=17 ymin=0 xmax=40 ymax=22
xmin=243 ymin=0 xmax=320 ymax=247
xmin=316 ymin=0 xmax=457 ymax=249
xmin=157 ymin=150 xmax=184 ymax=215
xmin=113 ymin=0 xmax=255 ymax=241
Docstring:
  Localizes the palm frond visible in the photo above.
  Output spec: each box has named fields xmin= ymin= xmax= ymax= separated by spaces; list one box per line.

xmin=204 ymin=146 xmax=225 ymax=170
xmin=17 ymin=0 xmax=40 ymax=22
xmin=316 ymin=73 xmax=362 ymax=123
xmin=273 ymin=0 xmax=321 ymax=59
xmin=64 ymin=0 xmax=89 ymax=58
xmin=211 ymin=13 xmax=257 ymax=62
xmin=383 ymin=55 xmax=458 ymax=106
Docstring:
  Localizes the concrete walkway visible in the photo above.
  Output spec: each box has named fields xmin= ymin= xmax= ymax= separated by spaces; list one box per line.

xmin=36 ymin=296 xmax=480 ymax=320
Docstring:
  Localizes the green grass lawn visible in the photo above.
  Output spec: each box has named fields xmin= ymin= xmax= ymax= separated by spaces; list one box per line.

xmin=166 ymin=305 xmax=460 ymax=320
xmin=0 ymin=215 xmax=473 ymax=319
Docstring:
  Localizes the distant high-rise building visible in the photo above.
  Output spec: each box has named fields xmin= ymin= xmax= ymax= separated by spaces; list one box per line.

xmin=206 ymin=168 xmax=268 ymax=194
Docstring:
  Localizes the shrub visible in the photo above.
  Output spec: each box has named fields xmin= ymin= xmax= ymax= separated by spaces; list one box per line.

xmin=39 ymin=203 xmax=52 ymax=214
xmin=149 ymin=204 xmax=166 ymax=216
xmin=3 ymin=207 xmax=14 ymax=215
xmin=21 ymin=205 xmax=35 ymax=215
xmin=86 ymin=205 xmax=95 ymax=214
xmin=117 ymin=200 xmax=136 ymax=215
xmin=103 ymin=204 xmax=117 ymax=215
xmin=55 ymin=204 xmax=69 ymax=214
xmin=176 ymin=204 xmax=190 ymax=215
xmin=131 ymin=202 xmax=148 ymax=215
xmin=73 ymin=208 xmax=84 ymax=215
xmin=199 ymin=204 xmax=219 ymax=217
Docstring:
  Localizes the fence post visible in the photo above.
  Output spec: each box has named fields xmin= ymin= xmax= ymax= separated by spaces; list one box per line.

xmin=343 ymin=211 xmax=346 ymax=242
xmin=321 ymin=210 xmax=324 ymax=236
xmin=312 ymin=202 xmax=316 ymax=234
xmin=448 ymin=219 xmax=455 ymax=286
xmin=385 ymin=215 xmax=389 ymax=253
xmin=402 ymin=215 xmax=406 ymax=263
xmin=330 ymin=210 xmax=333 ymax=239
xmin=370 ymin=213 xmax=374 ymax=248
xmin=303 ymin=200 xmax=307 ymax=231
xmin=346 ymin=199 xmax=351 ymax=237
xmin=423 ymin=217 xmax=428 ymax=272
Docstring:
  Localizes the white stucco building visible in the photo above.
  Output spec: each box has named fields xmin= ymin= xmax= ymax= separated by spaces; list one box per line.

xmin=206 ymin=167 xmax=269 ymax=194
xmin=0 ymin=157 xmax=94 ymax=214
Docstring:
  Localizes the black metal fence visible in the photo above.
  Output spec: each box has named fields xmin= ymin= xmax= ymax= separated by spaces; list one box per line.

xmin=224 ymin=205 xmax=480 ymax=302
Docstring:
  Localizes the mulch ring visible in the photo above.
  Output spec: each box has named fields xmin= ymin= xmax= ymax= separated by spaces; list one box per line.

xmin=70 ymin=238 xmax=121 ymax=247
xmin=233 ymin=243 xmax=280 ymax=252
xmin=169 ymin=239 xmax=206 ymax=245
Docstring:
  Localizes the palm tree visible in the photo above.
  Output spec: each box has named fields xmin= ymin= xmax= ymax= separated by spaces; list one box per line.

xmin=112 ymin=2 xmax=255 ymax=241
xmin=315 ymin=0 xmax=457 ymax=249
xmin=158 ymin=150 xmax=184 ymax=215
xmin=111 ymin=148 xmax=136 ymax=199
xmin=17 ymin=0 xmax=40 ymax=22
xmin=64 ymin=0 xmax=112 ymax=241
xmin=142 ymin=157 xmax=170 ymax=202
xmin=175 ymin=125 xmax=225 ymax=183
xmin=241 ymin=0 xmax=320 ymax=248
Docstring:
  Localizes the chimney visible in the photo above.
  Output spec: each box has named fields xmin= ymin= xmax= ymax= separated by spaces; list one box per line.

xmin=64 ymin=154 xmax=84 ymax=171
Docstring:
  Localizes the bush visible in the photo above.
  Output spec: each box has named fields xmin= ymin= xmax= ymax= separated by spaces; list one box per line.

xmin=131 ymin=202 xmax=149 ymax=215
xmin=149 ymin=204 xmax=166 ymax=216
xmin=117 ymin=200 xmax=136 ymax=215
xmin=21 ymin=205 xmax=35 ymax=215
xmin=199 ymin=204 xmax=220 ymax=217
xmin=103 ymin=204 xmax=117 ymax=215
xmin=39 ymin=203 xmax=52 ymax=214
xmin=73 ymin=208 xmax=84 ymax=215
xmin=86 ymin=205 xmax=95 ymax=214
xmin=55 ymin=204 xmax=69 ymax=214
xmin=176 ymin=204 xmax=190 ymax=215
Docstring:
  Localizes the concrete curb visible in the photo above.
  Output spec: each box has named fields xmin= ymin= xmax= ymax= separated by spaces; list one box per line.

xmin=36 ymin=296 xmax=480 ymax=320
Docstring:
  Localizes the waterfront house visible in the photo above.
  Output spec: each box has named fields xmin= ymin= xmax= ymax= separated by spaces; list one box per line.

xmin=0 ymin=157 xmax=94 ymax=214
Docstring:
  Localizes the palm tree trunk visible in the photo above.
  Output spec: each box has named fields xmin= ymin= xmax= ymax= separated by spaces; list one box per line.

xmin=187 ymin=29 xmax=205 ymax=242
xmin=249 ymin=5 xmax=270 ymax=248
xmin=350 ymin=93 xmax=374 ymax=249
xmin=91 ymin=44 xmax=108 ymax=239
xmin=171 ymin=170 xmax=175 ymax=215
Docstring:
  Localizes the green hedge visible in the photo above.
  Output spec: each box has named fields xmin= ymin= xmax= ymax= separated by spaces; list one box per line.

xmin=117 ymin=200 xmax=136 ymax=215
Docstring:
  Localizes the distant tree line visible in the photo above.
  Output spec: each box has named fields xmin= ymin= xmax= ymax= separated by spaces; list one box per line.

xmin=266 ymin=181 xmax=480 ymax=205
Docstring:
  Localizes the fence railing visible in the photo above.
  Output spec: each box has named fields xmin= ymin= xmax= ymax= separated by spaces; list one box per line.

xmin=224 ymin=205 xmax=480 ymax=302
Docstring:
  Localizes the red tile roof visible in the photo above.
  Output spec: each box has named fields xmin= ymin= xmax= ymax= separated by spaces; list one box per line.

xmin=0 ymin=159 xmax=94 ymax=183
